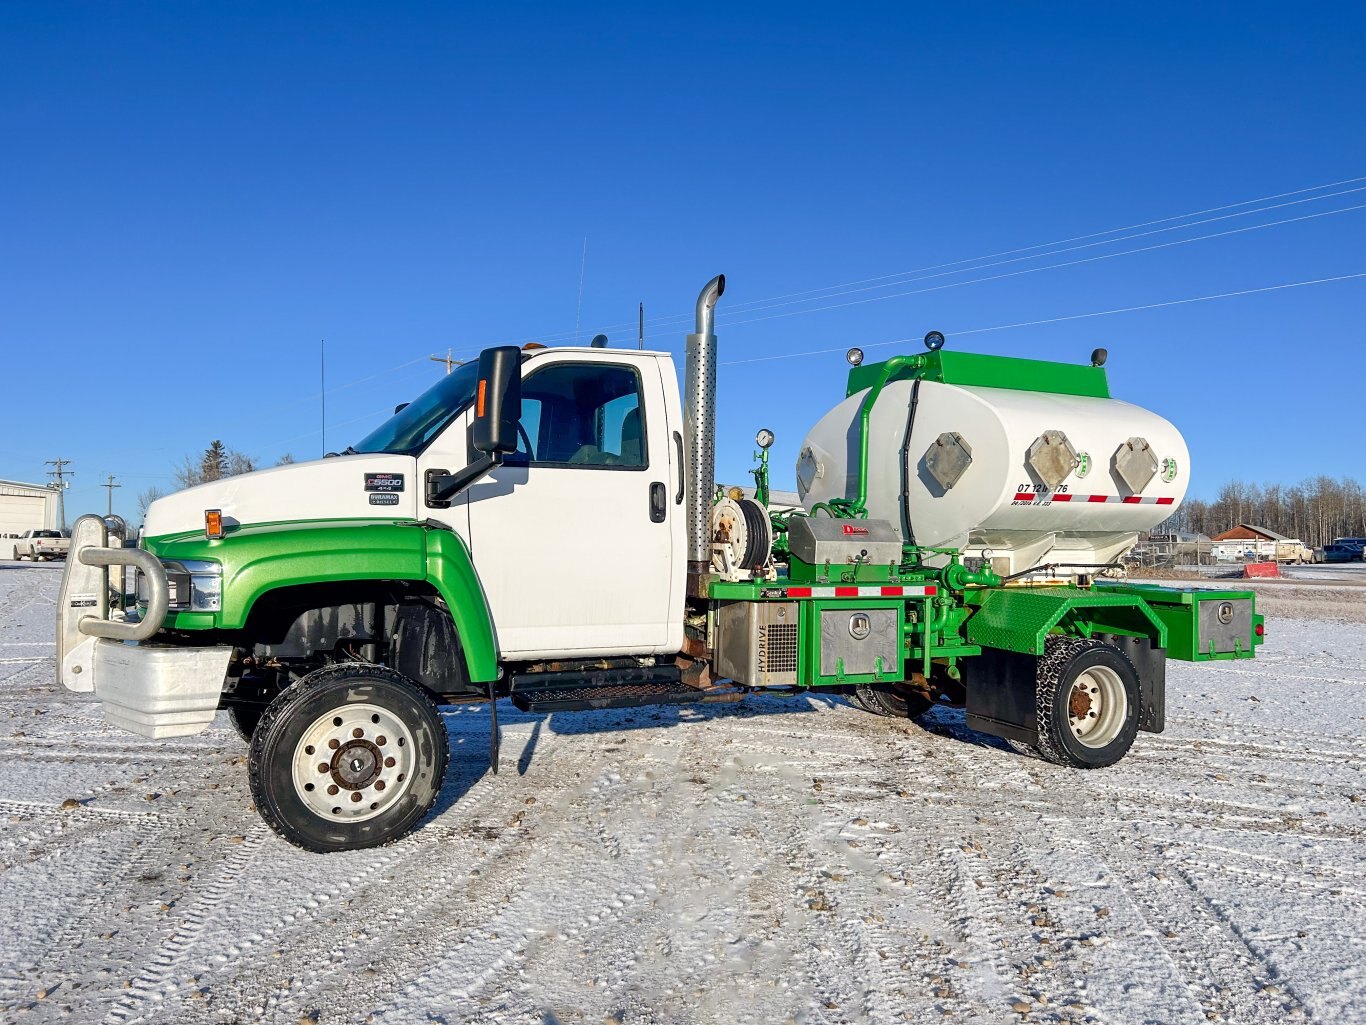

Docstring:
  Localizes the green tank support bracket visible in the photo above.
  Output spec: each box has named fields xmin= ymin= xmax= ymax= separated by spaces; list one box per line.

xmin=965 ymin=587 xmax=1168 ymax=657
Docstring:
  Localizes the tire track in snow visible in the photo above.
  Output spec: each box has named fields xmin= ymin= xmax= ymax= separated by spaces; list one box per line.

xmin=1074 ymin=830 xmax=1310 ymax=1024
xmin=318 ymin=751 xmax=634 ymax=1019
xmin=102 ymin=826 xmax=270 ymax=1024
xmin=196 ymin=715 xmax=586 ymax=1021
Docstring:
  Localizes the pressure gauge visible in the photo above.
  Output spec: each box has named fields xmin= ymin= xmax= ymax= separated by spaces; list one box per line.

xmin=755 ymin=428 xmax=775 ymax=450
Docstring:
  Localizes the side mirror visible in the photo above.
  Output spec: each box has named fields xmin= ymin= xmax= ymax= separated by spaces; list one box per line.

xmin=472 ymin=346 xmax=522 ymax=455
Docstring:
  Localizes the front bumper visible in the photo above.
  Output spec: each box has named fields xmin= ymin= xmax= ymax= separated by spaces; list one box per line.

xmin=57 ymin=514 xmax=232 ymax=738
xmin=77 ymin=639 xmax=233 ymax=738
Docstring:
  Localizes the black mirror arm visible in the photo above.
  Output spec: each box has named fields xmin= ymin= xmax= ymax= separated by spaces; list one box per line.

xmin=428 ymin=452 xmax=504 ymax=504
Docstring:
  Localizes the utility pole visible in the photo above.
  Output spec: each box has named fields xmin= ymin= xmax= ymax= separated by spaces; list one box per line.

xmin=429 ymin=349 xmax=464 ymax=374
xmin=45 ymin=458 xmax=72 ymax=532
xmin=101 ymin=473 xmax=121 ymax=516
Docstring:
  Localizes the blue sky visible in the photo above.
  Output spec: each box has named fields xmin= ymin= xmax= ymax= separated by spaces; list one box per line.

xmin=2 ymin=2 xmax=1363 ymax=522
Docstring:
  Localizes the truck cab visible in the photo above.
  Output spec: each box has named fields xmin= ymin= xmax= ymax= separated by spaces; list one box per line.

xmin=399 ymin=346 xmax=688 ymax=659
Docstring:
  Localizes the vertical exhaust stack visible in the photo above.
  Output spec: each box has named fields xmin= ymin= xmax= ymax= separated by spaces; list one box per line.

xmin=684 ymin=274 xmax=725 ymax=591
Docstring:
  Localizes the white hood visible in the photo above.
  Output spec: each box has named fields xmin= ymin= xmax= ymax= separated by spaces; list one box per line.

xmin=143 ymin=454 xmax=420 ymax=538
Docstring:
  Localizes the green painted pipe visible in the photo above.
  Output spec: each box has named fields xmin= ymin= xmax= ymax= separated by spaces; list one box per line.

xmin=852 ymin=355 xmax=921 ymax=516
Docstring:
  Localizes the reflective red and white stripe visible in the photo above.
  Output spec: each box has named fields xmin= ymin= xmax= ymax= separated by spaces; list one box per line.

xmin=784 ymin=584 xmax=937 ymax=598
xmin=1012 ymin=491 xmax=1174 ymax=506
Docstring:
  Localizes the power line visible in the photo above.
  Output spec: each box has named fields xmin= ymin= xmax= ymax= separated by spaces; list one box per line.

xmin=720 ymin=201 xmax=1366 ymax=328
xmin=242 ymin=175 xmax=1366 ymax=454
xmin=699 ymin=184 xmax=1366 ymax=325
xmin=487 ymin=173 xmax=1366 ymax=346
xmin=721 ymin=271 xmax=1366 ymax=366
xmin=275 ymin=174 xmax=1366 ymax=399
xmin=319 ymin=355 xmax=431 ymax=398
xmin=528 ymin=183 xmax=1366 ymax=343
xmin=243 ymin=267 xmax=1366 ymax=459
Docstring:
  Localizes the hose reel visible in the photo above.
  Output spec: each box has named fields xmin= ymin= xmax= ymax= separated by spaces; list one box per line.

xmin=710 ymin=497 xmax=773 ymax=580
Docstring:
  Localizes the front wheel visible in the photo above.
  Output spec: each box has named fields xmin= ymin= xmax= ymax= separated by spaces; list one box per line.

xmin=1034 ymin=637 xmax=1140 ymax=768
xmin=248 ymin=664 xmax=449 ymax=852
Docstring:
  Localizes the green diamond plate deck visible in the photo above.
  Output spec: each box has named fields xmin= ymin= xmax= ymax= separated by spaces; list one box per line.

xmin=965 ymin=587 xmax=1167 ymax=656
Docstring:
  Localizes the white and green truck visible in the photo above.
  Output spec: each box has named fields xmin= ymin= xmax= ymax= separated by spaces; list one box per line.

xmin=56 ymin=275 xmax=1263 ymax=851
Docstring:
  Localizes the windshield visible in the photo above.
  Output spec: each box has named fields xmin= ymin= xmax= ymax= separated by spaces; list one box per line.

xmin=352 ymin=361 xmax=481 ymax=455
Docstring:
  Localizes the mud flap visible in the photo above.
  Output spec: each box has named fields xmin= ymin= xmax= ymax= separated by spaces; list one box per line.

xmin=965 ymin=647 xmax=1039 ymax=746
xmin=1096 ymin=632 xmax=1166 ymax=733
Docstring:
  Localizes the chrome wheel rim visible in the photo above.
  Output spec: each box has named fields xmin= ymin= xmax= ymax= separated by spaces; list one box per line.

xmin=292 ymin=703 xmax=415 ymax=822
xmin=1067 ymin=666 xmax=1127 ymax=749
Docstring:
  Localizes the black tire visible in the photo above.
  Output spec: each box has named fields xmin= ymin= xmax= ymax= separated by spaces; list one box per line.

xmin=846 ymin=687 xmax=874 ymax=713
xmin=1033 ymin=636 xmax=1140 ymax=769
xmin=228 ymin=704 xmax=265 ymax=743
xmin=853 ymin=683 xmax=934 ymax=720
xmin=248 ymin=663 xmax=449 ymax=852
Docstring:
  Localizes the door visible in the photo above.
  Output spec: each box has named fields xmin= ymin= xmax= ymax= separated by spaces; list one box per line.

xmin=463 ymin=352 xmax=682 ymax=659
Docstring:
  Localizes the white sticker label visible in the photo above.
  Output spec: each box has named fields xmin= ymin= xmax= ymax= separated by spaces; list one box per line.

xmin=69 ymin=593 xmax=98 ymax=609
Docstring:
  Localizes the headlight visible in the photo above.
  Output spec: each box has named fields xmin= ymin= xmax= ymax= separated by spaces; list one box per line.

xmin=141 ymin=559 xmax=222 ymax=613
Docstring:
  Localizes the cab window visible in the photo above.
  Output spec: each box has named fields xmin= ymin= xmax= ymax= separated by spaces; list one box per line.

xmin=510 ymin=363 xmax=646 ymax=469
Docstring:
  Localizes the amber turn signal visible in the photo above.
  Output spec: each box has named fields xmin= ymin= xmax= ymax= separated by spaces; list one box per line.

xmin=205 ymin=509 xmax=223 ymax=540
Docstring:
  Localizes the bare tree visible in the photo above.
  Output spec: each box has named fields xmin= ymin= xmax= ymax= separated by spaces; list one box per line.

xmin=1157 ymin=475 xmax=1365 ymax=546
xmin=173 ymin=442 xmax=261 ymax=489
xmin=136 ymin=486 xmax=165 ymax=517
xmin=227 ymin=452 xmax=257 ymax=476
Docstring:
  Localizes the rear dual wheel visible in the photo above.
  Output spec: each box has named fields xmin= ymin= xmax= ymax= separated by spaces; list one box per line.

xmin=1029 ymin=636 xmax=1140 ymax=769
xmin=248 ymin=664 xmax=449 ymax=852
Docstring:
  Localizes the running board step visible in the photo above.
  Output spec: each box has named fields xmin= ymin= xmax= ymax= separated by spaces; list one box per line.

xmin=510 ymin=680 xmax=706 ymax=713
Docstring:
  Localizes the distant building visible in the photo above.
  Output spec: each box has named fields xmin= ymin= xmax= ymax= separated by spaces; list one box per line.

xmin=1130 ymin=530 xmax=1213 ymax=566
xmin=0 ymin=479 xmax=59 ymax=540
xmin=1209 ymin=524 xmax=1297 ymax=562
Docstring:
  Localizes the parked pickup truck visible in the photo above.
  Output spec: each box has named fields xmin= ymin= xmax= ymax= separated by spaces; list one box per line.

xmin=13 ymin=529 xmax=69 ymax=561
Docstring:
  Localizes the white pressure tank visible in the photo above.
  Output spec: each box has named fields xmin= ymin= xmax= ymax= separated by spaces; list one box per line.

xmin=796 ymin=367 xmax=1189 ymax=575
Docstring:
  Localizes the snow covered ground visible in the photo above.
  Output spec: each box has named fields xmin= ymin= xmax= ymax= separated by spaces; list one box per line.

xmin=2 ymin=560 xmax=1364 ymax=1024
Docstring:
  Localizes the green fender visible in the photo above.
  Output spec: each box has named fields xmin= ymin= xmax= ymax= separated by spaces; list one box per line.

xmin=964 ymin=586 xmax=1168 ymax=657
xmin=422 ymin=525 xmax=498 ymax=682
xmin=143 ymin=519 xmax=499 ymax=683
